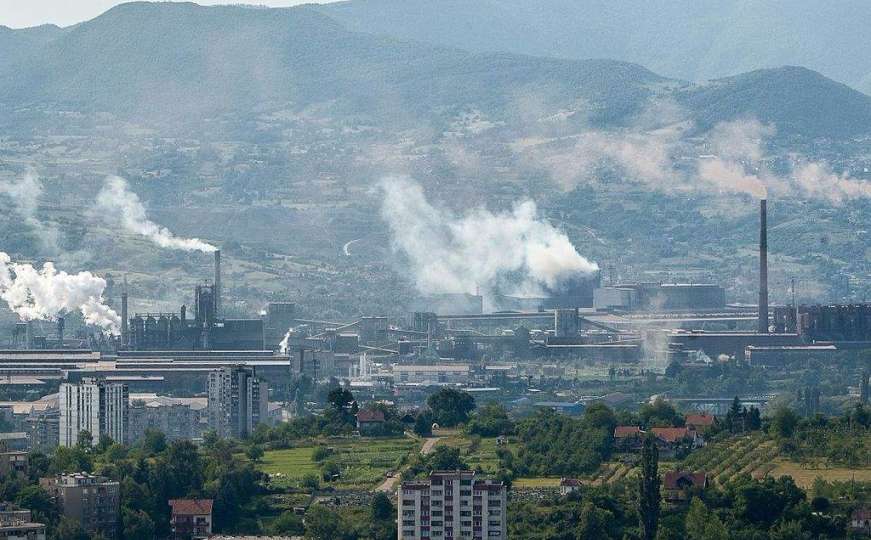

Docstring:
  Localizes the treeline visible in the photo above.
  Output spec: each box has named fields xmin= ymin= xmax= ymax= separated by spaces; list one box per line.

xmin=510 ymin=473 xmax=853 ymax=539
xmin=0 ymin=430 xmax=263 ymax=540
xmin=771 ymin=404 xmax=871 ymax=467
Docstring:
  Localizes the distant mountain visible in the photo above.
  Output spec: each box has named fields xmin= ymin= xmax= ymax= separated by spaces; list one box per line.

xmin=680 ymin=67 xmax=871 ymax=138
xmin=1 ymin=2 xmax=871 ymax=138
xmin=317 ymin=0 xmax=871 ymax=95
xmin=0 ymin=2 xmax=663 ymax=127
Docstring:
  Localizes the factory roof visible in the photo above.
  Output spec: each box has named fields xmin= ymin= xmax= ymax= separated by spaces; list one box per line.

xmin=393 ymin=364 xmax=470 ymax=372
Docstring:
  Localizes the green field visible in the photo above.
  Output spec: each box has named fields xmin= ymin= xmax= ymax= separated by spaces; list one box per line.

xmin=436 ymin=436 xmax=501 ymax=473
xmin=260 ymin=437 xmax=419 ymax=490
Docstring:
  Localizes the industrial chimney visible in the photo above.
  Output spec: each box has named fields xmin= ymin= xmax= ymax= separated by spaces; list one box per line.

xmin=214 ymin=249 xmax=221 ymax=317
xmin=758 ymin=199 xmax=769 ymax=333
xmin=121 ymin=276 xmax=129 ymax=348
xmin=57 ymin=317 xmax=65 ymax=349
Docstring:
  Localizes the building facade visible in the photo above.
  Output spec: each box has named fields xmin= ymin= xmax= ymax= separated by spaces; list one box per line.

xmin=0 ymin=505 xmax=46 ymax=540
xmin=398 ymin=471 xmax=506 ymax=540
xmin=207 ymin=367 xmax=267 ymax=439
xmin=59 ymin=379 xmax=129 ymax=447
xmin=40 ymin=473 xmax=120 ymax=537
xmin=169 ymin=499 xmax=213 ymax=540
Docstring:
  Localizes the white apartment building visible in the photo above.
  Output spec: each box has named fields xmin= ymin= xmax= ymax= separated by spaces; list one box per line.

xmin=59 ymin=378 xmax=128 ymax=447
xmin=398 ymin=470 xmax=506 ymax=539
xmin=207 ymin=366 xmax=267 ymax=439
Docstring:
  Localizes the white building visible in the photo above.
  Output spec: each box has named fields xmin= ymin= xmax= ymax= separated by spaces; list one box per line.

xmin=398 ymin=470 xmax=506 ymax=540
xmin=207 ymin=367 xmax=267 ymax=439
xmin=59 ymin=379 xmax=128 ymax=447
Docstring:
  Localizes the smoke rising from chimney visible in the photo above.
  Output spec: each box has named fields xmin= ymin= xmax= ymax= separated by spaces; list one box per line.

xmin=0 ymin=251 xmax=121 ymax=332
xmin=95 ymin=176 xmax=217 ymax=253
xmin=378 ymin=176 xmax=598 ymax=297
xmin=0 ymin=171 xmax=60 ymax=252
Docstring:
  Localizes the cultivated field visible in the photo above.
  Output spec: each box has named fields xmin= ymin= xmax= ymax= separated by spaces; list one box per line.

xmin=260 ymin=437 xmax=420 ymax=490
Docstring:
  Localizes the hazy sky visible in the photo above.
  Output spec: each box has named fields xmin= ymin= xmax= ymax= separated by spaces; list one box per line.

xmin=0 ymin=0 xmax=337 ymax=29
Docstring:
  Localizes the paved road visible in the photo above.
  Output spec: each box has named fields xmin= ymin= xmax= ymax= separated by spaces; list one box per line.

xmin=374 ymin=436 xmax=440 ymax=493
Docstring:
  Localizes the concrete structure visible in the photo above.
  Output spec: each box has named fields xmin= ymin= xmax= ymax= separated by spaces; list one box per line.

xmin=169 ymin=499 xmax=213 ymax=540
xmin=59 ymin=379 xmax=128 ymax=447
xmin=41 ymin=473 xmax=120 ymax=537
xmin=359 ymin=317 xmax=388 ymax=345
xmin=356 ymin=409 xmax=386 ymax=436
xmin=398 ymin=470 xmax=506 ymax=540
xmin=393 ymin=364 xmax=471 ymax=385
xmin=559 ymin=478 xmax=582 ymax=496
xmin=0 ymin=433 xmax=27 ymax=452
xmin=263 ymin=302 xmax=296 ymax=350
xmin=554 ymin=308 xmax=580 ymax=337
xmin=663 ymin=471 xmax=708 ymax=503
xmin=207 ymin=367 xmax=267 ymax=439
xmin=745 ymin=344 xmax=838 ymax=368
xmin=128 ymin=395 xmax=206 ymax=443
xmin=594 ymin=283 xmax=726 ymax=312
xmin=0 ymin=451 xmax=28 ymax=477
xmin=0 ymin=506 xmax=46 ymax=540
xmin=758 ymin=199 xmax=769 ymax=333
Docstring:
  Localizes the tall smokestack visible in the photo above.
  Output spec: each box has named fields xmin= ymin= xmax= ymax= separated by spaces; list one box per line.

xmin=758 ymin=199 xmax=769 ymax=334
xmin=121 ymin=277 xmax=129 ymax=348
xmin=214 ymin=250 xmax=221 ymax=317
xmin=57 ymin=317 xmax=65 ymax=348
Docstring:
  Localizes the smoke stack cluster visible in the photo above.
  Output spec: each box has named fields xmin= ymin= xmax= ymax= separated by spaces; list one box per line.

xmin=214 ymin=250 xmax=221 ymax=317
xmin=758 ymin=199 xmax=769 ymax=333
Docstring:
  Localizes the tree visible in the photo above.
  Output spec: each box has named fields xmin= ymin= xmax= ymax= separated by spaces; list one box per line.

xmin=305 ymin=506 xmax=344 ymax=539
xmin=15 ymin=485 xmax=57 ymax=525
xmin=771 ymin=406 xmax=799 ymax=438
xmin=302 ymin=473 xmax=320 ymax=491
xmin=427 ymin=446 xmax=467 ymax=472
xmin=122 ymin=508 xmax=156 ymax=540
xmin=577 ymin=500 xmax=613 ymax=539
xmin=245 ymin=444 xmax=265 ymax=464
xmin=55 ymin=517 xmax=89 ymax=540
xmin=76 ymin=430 xmax=93 ymax=450
xmin=638 ymin=435 xmax=660 ymax=540
xmin=684 ymin=497 xmax=708 ymax=540
xmin=427 ymin=388 xmax=475 ymax=427
xmin=327 ymin=387 xmax=355 ymax=413
xmin=467 ymin=402 xmax=514 ymax=437
xmin=371 ymin=492 xmax=393 ymax=520
xmin=142 ymin=429 xmax=167 ymax=455
xmin=414 ymin=410 xmax=433 ymax=437
xmin=270 ymin=510 xmax=304 ymax=535
xmin=321 ymin=460 xmax=341 ymax=481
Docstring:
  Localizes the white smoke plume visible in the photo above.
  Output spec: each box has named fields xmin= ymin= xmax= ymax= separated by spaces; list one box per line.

xmin=95 ymin=176 xmax=217 ymax=252
xmin=0 ymin=171 xmax=60 ymax=252
xmin=516 ymin=114 xmax=871 ymax=204
xmin=0 ymin=252 xmax=120 ymax=332
xmin=379 ymin=176 xmax=598 ymax=296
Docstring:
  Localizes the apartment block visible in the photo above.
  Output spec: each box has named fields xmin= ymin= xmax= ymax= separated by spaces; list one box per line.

xmin=207 ymin=367 xmax=267 ymax=439
xmin=40 ymin=473 xmax=120 ymax=537
xmin=398 ymin=470 xmax=506 ymax=539
xmin=59 ymin=379 xmax=128 ymax=447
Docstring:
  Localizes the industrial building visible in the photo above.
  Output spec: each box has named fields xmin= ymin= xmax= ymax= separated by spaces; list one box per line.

xmin=594 ymin=283 xmax=726 ymax=311
xmin=124 ymin=251 xmax=266 ymax=351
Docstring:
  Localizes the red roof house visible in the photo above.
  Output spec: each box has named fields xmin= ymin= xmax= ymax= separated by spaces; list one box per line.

xmin=169 ymin=499 xmax=213 ymax=540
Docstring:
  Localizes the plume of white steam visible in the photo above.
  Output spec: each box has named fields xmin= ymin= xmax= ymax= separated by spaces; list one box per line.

xmin=95 ymin=176 xmax=217 ymax=252
xmin=0 ymin=251 xmax=120 ymax=332
xmin=516 ymin=114 xmax=871 ymax=204
xmin=0 ymin=171 xmax=60 ymax=252
xmin=379 ymin=176 xmax=598 ymax=296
